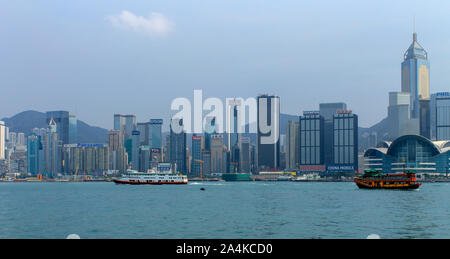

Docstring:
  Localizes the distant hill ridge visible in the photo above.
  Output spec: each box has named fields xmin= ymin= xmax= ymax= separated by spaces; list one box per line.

xmin=1 ymin=111 xmax=312 ymax=146
xmin=1 ymin=110 xmax=108 ymax=144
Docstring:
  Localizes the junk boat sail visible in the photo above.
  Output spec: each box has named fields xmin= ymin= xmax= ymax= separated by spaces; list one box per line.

xmin=113 ymin=163 xmax=188 ymax=185
xmin=354 ymin=170 xmax=421 ymax=189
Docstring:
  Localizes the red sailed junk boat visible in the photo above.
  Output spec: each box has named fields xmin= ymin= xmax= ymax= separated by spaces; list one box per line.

xmin=354 ymin=170 xmax=421 ymax=190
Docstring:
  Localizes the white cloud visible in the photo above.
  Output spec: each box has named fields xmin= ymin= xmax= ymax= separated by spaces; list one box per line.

xmin=106 ymin=11 xmax=174 ymax=37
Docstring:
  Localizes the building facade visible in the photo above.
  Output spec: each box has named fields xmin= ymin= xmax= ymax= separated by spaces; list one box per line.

xmin=331 ymin=111 xmax=358 ymax=173
xmin=387 ymin=92 xmax=420 ymax=139
xmin=69 ymin=114 xmax=77 ymax=144
xmin=298 ymin=104 xmax=358 ymax=175
xmin=137 ymin=122 xmax=150 ymax=146
xmin=149 ymin=119 xmax=163 ymax=151
xmin=63 ymin=144 xmax=109 ymax=175
xmin=430 ymin=92 xmax=450 ymax=141
xmin=299 ymin=111 xmax=324 ymax=167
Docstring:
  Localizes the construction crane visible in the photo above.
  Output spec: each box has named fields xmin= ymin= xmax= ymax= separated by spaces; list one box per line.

xmin=73 ymin=166 xmax=79 ymax=182
xmin=194 ymin=159 xmax=204 ymax=179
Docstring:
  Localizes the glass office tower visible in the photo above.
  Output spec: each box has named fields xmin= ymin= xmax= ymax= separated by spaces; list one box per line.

xmin=401 ymin=32 xmax=430 ymax=119
xmin=46 ymin=111 xmax=70 ymax=145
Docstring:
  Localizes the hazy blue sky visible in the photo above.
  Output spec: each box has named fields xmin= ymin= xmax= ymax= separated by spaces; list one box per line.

xmin=1 ymin=0 xmax=450 ymax=129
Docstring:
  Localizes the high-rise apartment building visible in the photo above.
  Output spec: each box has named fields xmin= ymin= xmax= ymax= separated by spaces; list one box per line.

xmin=17 ymin=133 xmax=25 ymax=146
xmin=63 ymin=144 xmax=109 ymax=175
xmin=108 ymin=130 xmax=127 ymax=173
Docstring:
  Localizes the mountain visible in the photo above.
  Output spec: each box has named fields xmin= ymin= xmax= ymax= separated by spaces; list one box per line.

xmin=1 ymin=110 xmax=108 ymax=144
xmin=1 ymin=111 xmax=300 ymax=146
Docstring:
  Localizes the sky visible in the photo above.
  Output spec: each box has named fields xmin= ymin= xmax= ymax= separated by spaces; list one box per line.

xmin=1 ymin=0 xmax=450 ymax=129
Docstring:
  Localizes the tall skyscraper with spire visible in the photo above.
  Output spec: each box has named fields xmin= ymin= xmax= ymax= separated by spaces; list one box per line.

xmin=43 ymin=118 xmax=62 ymax=175
xmin=401 ymin=32 xmax=430 ymax=119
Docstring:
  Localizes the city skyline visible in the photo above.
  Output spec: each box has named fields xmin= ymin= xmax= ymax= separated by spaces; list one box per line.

xmin=2 ymin=1 xmax=450 ymax=129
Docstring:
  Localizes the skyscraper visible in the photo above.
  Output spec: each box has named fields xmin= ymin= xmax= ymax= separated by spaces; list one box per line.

xmin=299 ymin=104 xmax=358 ymax=175
xmin=17 ymin=133 xmax=25 ymax=146
xmin=114 ymin=114 xmax=136 ymax=140
xmin=204 ymin=116 xmax=217 ymax=151
xmin=299 ymin=111 xmax=324 ymax=168
xmin=226 ymin=99 xmax=241 ymax=150
xmin=42 ymin=119 xmax=62 ymax=175
xmin=8 ymin=132 xmax=16 ymax=148
xmin=137 ymin=122 xmax=150 ymax=146
xmin=387 ymin=92 xmax=420 ymax=139
xmin=285 ymin=120 xmax=299 ymax=170
xmin=149 ymin=119 xmax=163 ymax=150
xmin=240 ymin=137 xmax=251 ymax=173
xmin=131 ymin=130 xmax=140 ymax=170
xmin=108 ymin=130 xmax=127 ymax=173
xmin=319 ymin=103 xmax=346 ymax=167
xmin=332 ymin=111 xmax=358 ymax=172
xmin=210 ymin=134 xmax=225 ymax=175
xmin=27 ymin=134 xmax=41 ymax=175
xmin=191 ymin=135 xmax=203 ymax=177
xmin=0 ymin=121 xmax=5 ymax=160
xmin=169 ymin=119 xmax=187 ymax=173
xmin=401 ymin=32 xmax=430 ymax=119
xmin=46 ymin=111 xmax=70 ymax=145
xmin=257 ymin=94 xmax=280 ymax=170
xmin=430 ymin=92 xmax=450 ymax=140
xmin=63 ymin=144 xmax=109 ymax=175
xmin=69 ymin=114 xmax=77 ymax=144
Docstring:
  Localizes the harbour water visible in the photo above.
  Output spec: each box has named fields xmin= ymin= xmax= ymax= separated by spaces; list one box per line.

xmin=0 ymin=181 xmax=449 ymax=239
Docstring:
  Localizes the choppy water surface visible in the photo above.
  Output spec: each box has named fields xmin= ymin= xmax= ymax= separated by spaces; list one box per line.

xmin=0 ymin=181 xmax=448 ymax=238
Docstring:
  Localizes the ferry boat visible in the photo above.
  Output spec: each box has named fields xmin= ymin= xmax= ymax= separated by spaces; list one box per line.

xmin=113 ymin=163 xmax=188 ymax=185
xmin=354 ymin=170 xmax=421 ymax=189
